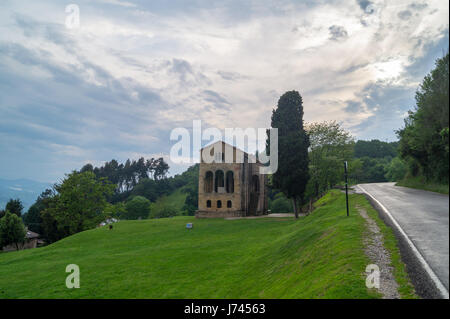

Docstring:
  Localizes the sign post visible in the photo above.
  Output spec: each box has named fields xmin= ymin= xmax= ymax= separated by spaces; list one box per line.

xmin=344 ymin=161 xmax=349 ymax=217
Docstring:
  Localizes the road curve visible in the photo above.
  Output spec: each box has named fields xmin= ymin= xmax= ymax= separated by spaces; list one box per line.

xmin=357 ymin=182 xmax=449 ymax=298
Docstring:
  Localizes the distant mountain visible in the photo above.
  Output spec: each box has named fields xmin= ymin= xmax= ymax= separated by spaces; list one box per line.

xmin=0 ymin=178 xmax=52 ymax=212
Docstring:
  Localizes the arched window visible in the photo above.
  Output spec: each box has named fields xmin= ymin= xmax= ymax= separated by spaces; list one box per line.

xmin=217 ymin=200 xmax=222 ymax=208
xmin=226 ymin=171 xmax=234 ymax=193
xmin=204 ymin=171 xmax=213 ymax=193
xmin=215 ymin=170 xmax=224 ymax=192
xmin=227 ymin=200 xmax=232 ymax=208
xmin=206 ymin=200 xmax=211 ymax=208
xmin=252 ymin=175 xmax=259 ymax=193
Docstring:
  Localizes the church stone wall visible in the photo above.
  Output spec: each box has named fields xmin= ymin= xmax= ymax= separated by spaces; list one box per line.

xmin=196 ymin=141 xmax=268 ymax=218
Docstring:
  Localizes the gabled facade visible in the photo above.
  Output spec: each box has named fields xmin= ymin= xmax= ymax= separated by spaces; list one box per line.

xmin=196 ymin=141 xmax=268 ymax=218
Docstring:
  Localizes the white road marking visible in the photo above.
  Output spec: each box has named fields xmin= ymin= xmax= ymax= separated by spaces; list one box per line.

xmin=357 ymin=184 xmax=449 ymax=299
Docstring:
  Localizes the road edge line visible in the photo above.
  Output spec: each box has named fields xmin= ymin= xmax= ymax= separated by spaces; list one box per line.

xmin=357 ymin=184 xmax=449 ymax=299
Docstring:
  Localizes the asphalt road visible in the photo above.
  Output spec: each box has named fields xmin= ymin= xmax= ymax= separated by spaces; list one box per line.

xmin=357 ymin=182 xmax=449 ymax=297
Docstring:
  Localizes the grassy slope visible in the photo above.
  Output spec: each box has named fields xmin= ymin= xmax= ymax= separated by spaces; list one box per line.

xmin=396 ymin=176 xmax=449 ymax=195
xmin=0 ymin=191 xmax=414 ymax=299
xmin=351 ymin=194 xmax=416 ymax=299
xmin=150 ymin=187 xmax=188 ymax=216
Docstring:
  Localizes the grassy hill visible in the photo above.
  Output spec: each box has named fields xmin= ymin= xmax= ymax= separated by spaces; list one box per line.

xmin=150 ymin=187 xmax=188 ymax=217
xmin=0 ymin=191 xmax=414 ymax=298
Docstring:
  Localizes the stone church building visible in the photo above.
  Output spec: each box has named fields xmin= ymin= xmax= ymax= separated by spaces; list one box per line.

xmin=196 ymin=141 xmax=268 ymax=218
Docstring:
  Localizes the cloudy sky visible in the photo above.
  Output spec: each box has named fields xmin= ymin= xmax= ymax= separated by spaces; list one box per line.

xmin=0 ymin=0 xmax=448 ymax=182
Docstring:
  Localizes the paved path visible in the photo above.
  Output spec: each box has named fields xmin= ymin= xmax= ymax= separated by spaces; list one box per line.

xmin=357 ymin=182 xmax=449 ymax=298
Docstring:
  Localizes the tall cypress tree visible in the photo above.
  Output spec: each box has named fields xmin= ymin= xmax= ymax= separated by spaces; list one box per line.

xmin=270 ymin=91 xmax=310 ymax=218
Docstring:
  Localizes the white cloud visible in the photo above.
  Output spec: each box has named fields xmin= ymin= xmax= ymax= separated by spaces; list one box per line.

xmin=0 ymin=0 xmax=448 ymax=180
xmin=97 ymin=0 xmax=137 ymax=8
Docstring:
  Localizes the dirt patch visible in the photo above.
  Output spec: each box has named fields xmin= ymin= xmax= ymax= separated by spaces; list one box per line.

xmin=358 ymin=206 xmax=400 ymax=299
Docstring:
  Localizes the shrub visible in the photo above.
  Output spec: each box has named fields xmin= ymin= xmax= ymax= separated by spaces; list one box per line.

xmin=0 ymin=211 xmax=26 ymax=250
xmin=385 ymin=157 xmax=407 ymax=182
xmin=270 ymin=197 xmax=293 ymax=213
xmin=124 ymin=196 xmax=151 ymax=220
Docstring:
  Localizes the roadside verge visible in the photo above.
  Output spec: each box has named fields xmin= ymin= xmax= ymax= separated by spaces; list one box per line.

xmin=357 ymin=184 xmax=449 ymax=299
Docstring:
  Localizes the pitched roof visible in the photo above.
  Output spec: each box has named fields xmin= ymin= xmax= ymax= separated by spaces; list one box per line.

xmin=26 ymin=230 xmax=40 ymax=239
xmin=200 ymin=140 xmax=248 ymax=154
xmin=200 ymin=140 xmax=259 ymax=163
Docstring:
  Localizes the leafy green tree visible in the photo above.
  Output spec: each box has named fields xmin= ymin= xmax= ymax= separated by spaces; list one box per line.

xmin=182 ymin=188 xmax=198 ymax=216
xmin=0 ymin=211 xmax=26 ymax=250
xmin=348 ymin=158 xmax=364 ymax=184
xmin=23 ymin=204 xmax=43 ymax=234
xmin=129 ymin=178 xmax=167 ymax=202
xmin=270 ymin=91 xmax=310 ymax=218
xmin=41 ymin=204 xmax=60 ymax=244
xmin=124 ymin=196 xmax=151 ymax=220
xmin=270 ymin=194 xmax=293 ymax=213
xmin=23 ymin=188 xmax=54 ymax=234
xmin=385 ymin=157 xmax=407 ymax=182
xmin=42 ymin=171 xmax=114 ymax=241
xmin=80 ymin=163 xmax=94 ymax=173
xmin=397 ymin=53 xmax=449 ymax=183
xmin=180 ymin=166 xmax=199 ymax=216
xmin=306 ymin=121 xmax=354 ymax=198
xmin=5 ymin=199 xmax=24 ymax=217
xmin=354 ymin=140 xmax=398 ymax=158
xmin=359 ymin=157 xmax=390 ymax=183
xmin=84 ymin=157 xmax=170 ymax=196
xmin=103 ymin=202 xmax=126 ymax=219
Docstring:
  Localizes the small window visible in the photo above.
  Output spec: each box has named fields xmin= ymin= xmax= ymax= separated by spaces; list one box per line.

xmin=227 ymin=200 xmax=232 ymax=208
xmin=206 ymin=200 xmax=211 ymax=208
xmin=217 ymin=200 xmax=222 ymax=208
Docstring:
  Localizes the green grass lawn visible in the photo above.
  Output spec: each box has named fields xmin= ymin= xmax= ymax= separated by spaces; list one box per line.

xmin=350 ymin=194 xmax=416 ymax=299
xmin=396 ymin=176 xmax=449 ymax=194
xmin=0 ymin=191 xmax=414 ymax=298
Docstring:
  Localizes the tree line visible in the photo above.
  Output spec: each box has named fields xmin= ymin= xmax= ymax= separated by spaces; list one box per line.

xmin=268 ymin=53 xmax=448 ymax=216
xmin=2 ymin=53 xmax=447 ymax=248
xmin=0 ymin=117 xmax=410 ymax=247
xmin=80 ymin=157 xmax=169 ymax=194
xmin=0 ymin=156 xmax=202 ymax=248
xmin=397 ymin=53 xmax=449 ymax=185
